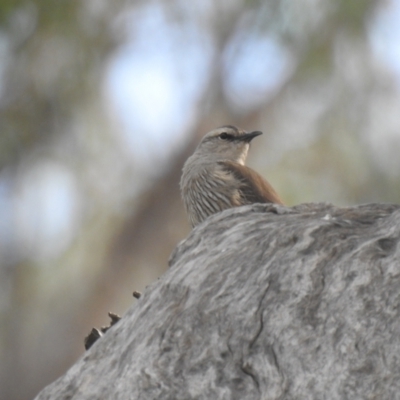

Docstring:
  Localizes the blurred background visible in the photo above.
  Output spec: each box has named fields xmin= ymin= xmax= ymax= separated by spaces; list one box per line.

xmin=1 ymin=0 xmax=400 ymax=398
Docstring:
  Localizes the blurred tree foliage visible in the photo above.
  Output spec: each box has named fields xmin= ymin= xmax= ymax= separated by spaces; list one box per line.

xmin=1 ymin=0 xmax=399 ymax=399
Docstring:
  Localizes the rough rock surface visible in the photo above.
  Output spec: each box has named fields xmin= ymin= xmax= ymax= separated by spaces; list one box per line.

xmin=35 ymin=202 xmax=400 ymax=399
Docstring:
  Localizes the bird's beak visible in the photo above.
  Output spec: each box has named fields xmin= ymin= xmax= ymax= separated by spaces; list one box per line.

xmin=239 ymin=131 xmax=263 ymax=143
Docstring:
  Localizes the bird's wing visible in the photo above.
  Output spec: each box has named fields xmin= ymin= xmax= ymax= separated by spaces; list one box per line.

xmin=218 ymin=161 xmax=284 ymax=205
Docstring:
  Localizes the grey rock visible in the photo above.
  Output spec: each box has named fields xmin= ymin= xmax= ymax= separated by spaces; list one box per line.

xmin=34 ymin=202 xmax=400 ymax=400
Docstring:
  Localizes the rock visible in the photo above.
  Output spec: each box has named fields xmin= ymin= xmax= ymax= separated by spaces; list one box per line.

xmin=34 ymin=203 xmax=400 ymax=400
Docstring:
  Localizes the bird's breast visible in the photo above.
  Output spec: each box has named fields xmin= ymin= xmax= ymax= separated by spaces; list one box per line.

xmin=181 ymin=165 xmax=240 ymax=227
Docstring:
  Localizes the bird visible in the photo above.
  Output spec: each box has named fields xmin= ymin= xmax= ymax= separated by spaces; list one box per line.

xmin=180 ymin=125 xmax=284 ymax=227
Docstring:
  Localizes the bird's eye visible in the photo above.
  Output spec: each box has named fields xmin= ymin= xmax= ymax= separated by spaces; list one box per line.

xmin=220 ymin=132 xmax=233 ymax=140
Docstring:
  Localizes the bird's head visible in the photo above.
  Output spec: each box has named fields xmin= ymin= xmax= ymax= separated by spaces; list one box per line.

xmin=195 ymin=125 xmax=262 ymax=165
